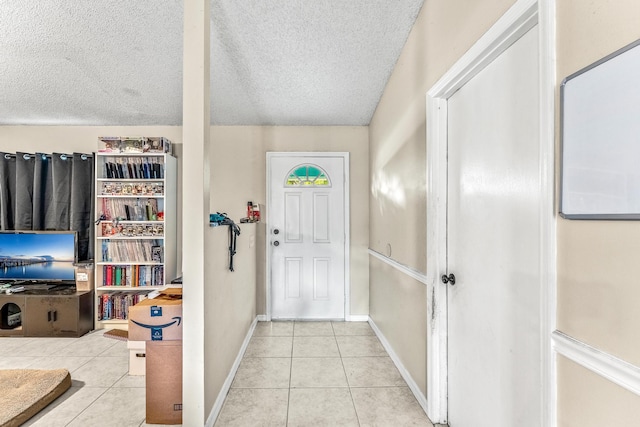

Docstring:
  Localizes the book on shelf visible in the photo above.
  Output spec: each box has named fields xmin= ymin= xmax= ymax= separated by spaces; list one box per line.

xmin=101 ymin=240 xmax=164 ymax=263
xmin=151 ymin=246 xmax=163 ymax=263
xmin=98 ymin=291 xmax=150 ymax=321
xmin=102 ymin=156 xmax=164 ymax=179
xmin=101 ymin=265 xmax=164 ymax=287
xmin=100 ymin=198 xmax=160 ymax=221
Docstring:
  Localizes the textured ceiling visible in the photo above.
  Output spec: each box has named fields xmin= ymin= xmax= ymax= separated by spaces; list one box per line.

xmin=0 ymin=1 xmax=424 ymax=126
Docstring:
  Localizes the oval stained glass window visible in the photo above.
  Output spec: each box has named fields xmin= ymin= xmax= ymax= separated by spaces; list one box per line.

xmin=285 ymin=164 xmax=331 ymax=187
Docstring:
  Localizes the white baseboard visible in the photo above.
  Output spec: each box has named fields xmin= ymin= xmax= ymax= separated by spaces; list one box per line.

xmin=552 ymin=330 xmax=640 ymax=397
xmin=348 ymin=315 xmax=369 ymax=322
xmin=368 ymin=318 xmax=429 ymax=414
xmin=205 ymin=316 xmax=258 ymax=427
xmin=256 ymin=314 xmax=267 ymax=322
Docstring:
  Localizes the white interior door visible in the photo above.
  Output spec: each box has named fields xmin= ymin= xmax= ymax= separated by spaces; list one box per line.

xmin=446 ymin=26 xmax=542 ymax=426
xmin=268 ymin=154 xmax=346 ymax=319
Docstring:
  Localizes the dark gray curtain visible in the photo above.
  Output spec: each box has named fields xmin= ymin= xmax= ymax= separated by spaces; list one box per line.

xmin=52 ymin=153 xmax=72 ymax=229
xmin=0 ymin=154 xmax=16 ymax=230
xmin=33 ymin=153 xmax=55 ymax=230
xmin=70 ymin=153 xmax=94 ymax=261
xmin=0 ymin=152 xmax=94 ymax=261
xmin=15 ymin=152 xmax=35 ymax=230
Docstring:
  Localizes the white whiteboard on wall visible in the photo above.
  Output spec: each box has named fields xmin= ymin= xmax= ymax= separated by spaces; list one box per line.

xmin=560 ymin=39 xmax=640 ymax=219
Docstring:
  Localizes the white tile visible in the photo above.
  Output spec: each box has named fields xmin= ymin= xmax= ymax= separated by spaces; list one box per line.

xmin=290 ymin=358 xmax=348 ymax=388
xmin=139 ymin=424 xmax=181 ymax=427
xmin=292 ymin=336 xmax=340 ymax=357
xmin=67 ymin=387 xmax=146 ymax=427
xmin=342 ymin=356 xmax=406 ymax=387
xmin=215 ymin=388 xmax=288 ymax=426
xmin=336 ymin=335 xmax=387 ymax=357
xmin=24 ymin=387 xmax=108 ymax=427
xmin=293 ymin=321 xmax=334 ymax=336
xmin=71 ymin=356 xmax=128 ymax=387
xmin=350 ymin=387 xmax=433 ymax=427
xmin=231 ymin=357 xmax=291 ymax=389
xmin=244 ymin=336 xmax=293 ymax=358
xmin=7 ymin=337 xmax=77 ymax=357
xmin=99 ymin=340 xmax=128 ymax=357
xmin=288 ymin=388 xmax=358 ymax=427
xmin=253 ymin=321 xmax=294 ymax=337
xmin=0 ymin=337 xmax=37 ymax=355
xmin=54 ymin=335 xmax=120 ymax=357
xmin=331 ymin=321 xmax=375 ymax=336
xmin=0 ymin=356 xmax=41 ymax=369
xmin=25 ymin=356 xmax=93 ymax=373
xmin=113 ymin=374 xmax=146 ymax=388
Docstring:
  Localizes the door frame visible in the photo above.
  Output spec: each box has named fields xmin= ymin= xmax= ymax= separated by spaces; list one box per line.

xmin=425 ymin=0 xmax=556 ymax=425
xmin=265 ymin=152 xmax=351 ymax=321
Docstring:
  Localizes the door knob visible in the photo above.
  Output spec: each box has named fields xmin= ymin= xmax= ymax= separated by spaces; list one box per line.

xmin=441 ymin=273 xmax=456 ymax=285
xmin=273 ymin=241 xmax=280 ymax=246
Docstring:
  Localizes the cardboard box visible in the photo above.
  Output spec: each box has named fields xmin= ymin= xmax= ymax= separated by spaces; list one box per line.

xmin=74 ymin=263 xmax=94 ymax=291
xmin=127 ymin=340 xmax=146 ymax=376
xmin=146 ymin=340 xmax=182 ymax=425
xmin=128 ymin=288 xmax=182 ymax=341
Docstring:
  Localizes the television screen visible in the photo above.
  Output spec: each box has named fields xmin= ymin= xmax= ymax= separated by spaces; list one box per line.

xmin=0 ymin=231 xmax=77 ymax=282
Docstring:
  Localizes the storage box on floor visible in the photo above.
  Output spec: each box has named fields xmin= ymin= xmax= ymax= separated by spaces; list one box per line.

xmin=128 ymin=287 xmax=182 ymax=425
xmin=127 ymin=340 xmax=146 ymax=376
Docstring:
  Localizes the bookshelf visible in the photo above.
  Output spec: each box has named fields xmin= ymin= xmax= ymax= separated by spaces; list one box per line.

xmin=94 ymin=151 xmax=177 ymax=330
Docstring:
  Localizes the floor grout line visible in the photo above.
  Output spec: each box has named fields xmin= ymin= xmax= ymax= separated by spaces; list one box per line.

xmin=337 ymin=328 xmax=363 ymax=426
xmin=285 ymin=323 xmax=294 ymax=427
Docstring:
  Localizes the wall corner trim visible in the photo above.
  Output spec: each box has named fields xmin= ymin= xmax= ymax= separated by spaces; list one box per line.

xmin=552 ymin=330 xmax=640 ymax=397
xmin=369 ymin=317 xmax=429 ymax=416
xmin=368 ymin=248 xmax=427 ymax=285
xmin=205 ymin=317 xmax=259 ymax=427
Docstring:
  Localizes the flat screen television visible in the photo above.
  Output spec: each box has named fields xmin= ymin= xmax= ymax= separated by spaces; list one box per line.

xmin=0 ymin=231 xmax=77 ymax=283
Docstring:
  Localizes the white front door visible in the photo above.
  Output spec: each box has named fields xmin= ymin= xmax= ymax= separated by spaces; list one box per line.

xmin=268 ymin=153 xmax=347 ymax=319
xmin=446 ymin=26 xmax=542 ymax=426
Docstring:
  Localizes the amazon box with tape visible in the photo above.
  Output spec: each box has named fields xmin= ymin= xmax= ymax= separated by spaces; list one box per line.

xmin=128 ymin=288 xmax=182 ymax=341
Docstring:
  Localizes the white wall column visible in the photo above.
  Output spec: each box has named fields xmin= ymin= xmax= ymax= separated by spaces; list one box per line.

xmin=182 ymin=0 xmax=210 ymax=425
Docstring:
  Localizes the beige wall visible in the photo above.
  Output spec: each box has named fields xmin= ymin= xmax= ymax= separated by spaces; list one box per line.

xmin=0 ymin=125 xmax=182 ymax=153
xmin=556 ymin=0 xmax=640 ymax=366
xmin=369 ymin=255 xmax=427 ymax=393
xmin=369 ymin=0 xmax=515 ymax=272
xmin=368 ymin=0 xmax=515 ymax=398
xmin=557 ymin=355 xmax=640 ymax=426
xmin=204 ymin=223 xmax=256 ymax=413
xmin=556 ymin=1 xmax=640 ymax=423
xmin=210 ymin=126 xmax=370 ymax=317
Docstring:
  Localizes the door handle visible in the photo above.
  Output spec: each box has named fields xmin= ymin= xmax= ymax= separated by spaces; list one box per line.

xmin=273 ymin=241 xmax=280 ymax=247
xmin=441 ymin=273 xmax=456 ymax=285
xmin=52 ymin=310 xmax=57 ymax=322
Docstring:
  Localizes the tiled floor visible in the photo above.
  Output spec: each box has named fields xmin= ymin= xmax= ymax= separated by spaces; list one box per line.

xmin=0 ymin=322 xmax=433 ymax=427
xmin=214 ymin=321 xmax=433 ymax=426
xmin=0 ymin=329 xmax=162 ymax=427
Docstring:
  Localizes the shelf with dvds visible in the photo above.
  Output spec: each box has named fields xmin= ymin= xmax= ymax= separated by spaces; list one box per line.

xmin=94 ymin=148 xmax=177 ymax=330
